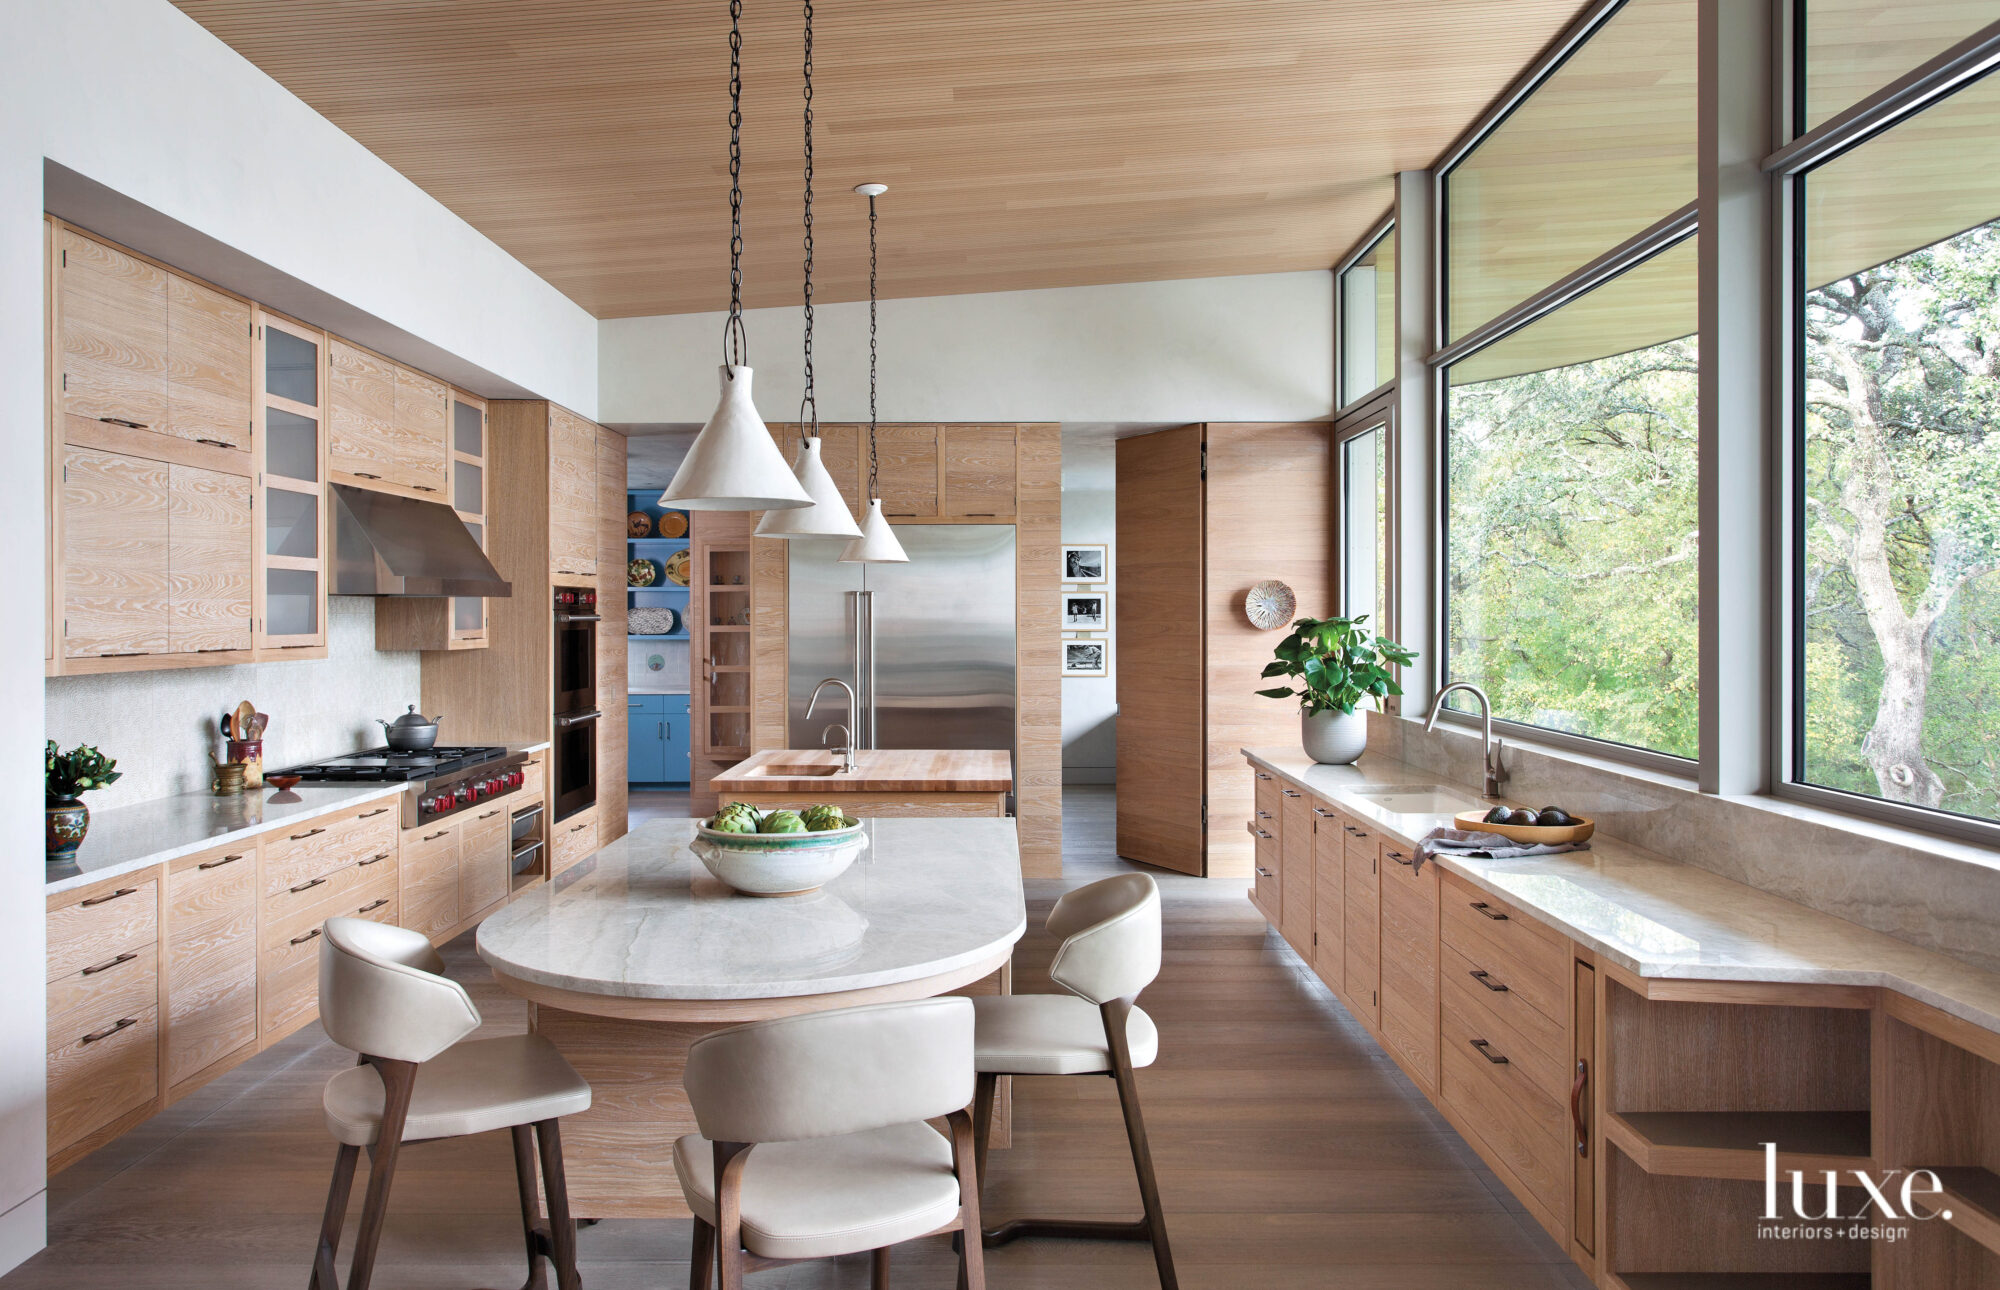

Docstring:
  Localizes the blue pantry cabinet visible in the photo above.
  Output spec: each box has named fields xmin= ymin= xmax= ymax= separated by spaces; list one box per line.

xmin=628 ymin=693 xmax=690 ymax=786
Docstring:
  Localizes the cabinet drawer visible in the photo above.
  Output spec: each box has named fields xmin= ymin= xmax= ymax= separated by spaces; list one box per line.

xmin=268 ymin=868 xmax=397 ymax=971
xmin=49 ymin=879 xmax=158 ymax=982
xmin=1440 ymin=986 xmax=1570 ymax=1224
xmin=523 ymin=756 xmax=545 ymax=801
xmin=1252 ymin=769 xmax=1280 ymax=824
xmin=1441 ymin=941 xmax=1570 ymax=1104
xmin=50 ymin=940 xmax=158 ymax=1031
xmin=260 ymin=886 xmax=398 ymax=1038
xmin=1248 ymin=821 xmax=1279 ymax=914
xmin=48 ymin=1004 xmax=158 ymax=1155
xmin=1440 ymin=873 xmax=1568 ymax=1027
xmin=552 ymin=812 xmax=598 ymax=875
xmin=1380 ymin=841 xmax=1436 ymax=912
xmin=168 ymin=844 xmax=257 ymax=935
xmin=265 ymin=851 xmax=393 ymax=945
xmin=264 ymin=803 xmax=397 ymax=895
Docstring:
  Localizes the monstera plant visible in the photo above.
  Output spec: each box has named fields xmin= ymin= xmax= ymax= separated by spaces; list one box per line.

xmin=1256 ymin=615 xmax=1416 ymax=764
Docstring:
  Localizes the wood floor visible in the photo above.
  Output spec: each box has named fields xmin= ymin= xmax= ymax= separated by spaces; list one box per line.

xmin=3 ymin=786 xmax=1589 ymax=1289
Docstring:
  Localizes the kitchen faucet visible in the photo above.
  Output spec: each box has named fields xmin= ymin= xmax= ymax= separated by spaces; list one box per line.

xmin=821 ymin=724 xmax=855 ymax=775
xmin=805 ymin=678 xmax=858 ymax=772
xmin=1423 ymin=681 xmax=1508 ymax=798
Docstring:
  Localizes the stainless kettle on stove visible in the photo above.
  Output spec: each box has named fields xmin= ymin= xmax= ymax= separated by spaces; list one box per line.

xmin=378 ymin=706 xmax=443 ymax=751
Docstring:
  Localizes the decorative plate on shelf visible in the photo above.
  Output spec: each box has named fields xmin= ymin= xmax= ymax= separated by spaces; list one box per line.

xmin=664 ymin=549 xmax=692 ymax=586
xmin=631 ymin=606 xmax=680 ymax=636
xmin=1244 ymin=580 xmax=1296 ymax=630
xmin=658 ymin=511 xmax=689 ymax=538
xmin=627 ymin=511 xmax=654 ymax=538
xmin=628 ymin=557 xmax=660 ymax=588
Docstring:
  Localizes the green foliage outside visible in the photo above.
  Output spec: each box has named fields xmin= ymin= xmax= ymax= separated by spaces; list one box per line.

xmin=1445 ymin=338 xmax=1701 ymax=759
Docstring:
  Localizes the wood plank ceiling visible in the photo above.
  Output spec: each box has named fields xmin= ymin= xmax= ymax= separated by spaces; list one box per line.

xmin=172 ymin=0 xmax=1588 ymax=319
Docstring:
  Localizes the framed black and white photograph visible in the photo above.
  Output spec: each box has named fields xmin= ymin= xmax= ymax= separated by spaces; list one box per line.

xmin=1063 ymin=592 xmax=1108 ymax=631
xmin=1063 ymin=543 xmax=1108 ymax=584
xmin=1062 ymin=639 xmax=1108 ymax=677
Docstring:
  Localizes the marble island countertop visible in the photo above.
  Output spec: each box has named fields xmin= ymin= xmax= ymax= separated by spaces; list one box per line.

xmin=710 ymin=748 xmax=1013 ymax=794
xmin=476 ymin=816 xmax=1026 ymax=1001
xmin=1245 ymin=746 xmax=2000 ymax=1035
xmin=45 ymin=740 xmax=552 ymax=896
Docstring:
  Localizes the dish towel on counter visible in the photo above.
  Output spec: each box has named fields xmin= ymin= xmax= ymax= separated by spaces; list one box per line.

xmin=1412 ymin=827 xmax=1590 ymax=875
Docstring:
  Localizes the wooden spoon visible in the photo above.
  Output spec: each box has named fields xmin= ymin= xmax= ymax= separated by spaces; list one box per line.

xmin=234 ymin=700 xmax=257 ymax=743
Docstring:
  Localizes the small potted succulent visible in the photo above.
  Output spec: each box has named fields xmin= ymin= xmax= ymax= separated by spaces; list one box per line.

xmin=1256 ymin=615 xmax=1417 ymax=764
xmin=46 ymin=741 xmax=122 ymax=863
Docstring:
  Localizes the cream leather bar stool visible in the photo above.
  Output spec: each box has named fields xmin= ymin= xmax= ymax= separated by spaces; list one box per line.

xmin=674 ymin=996 xmax=985 ymax=1290
xmin=310 ymin=917 xmax=593 ymax=1290
xmin=969 ymin=873 xmax=1177 ymax=1289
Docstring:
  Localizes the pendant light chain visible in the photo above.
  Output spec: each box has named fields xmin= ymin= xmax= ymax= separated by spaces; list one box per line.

xmin=722 ymin=0 xmax=747 ymax=373
xmin=867 ymin=193 xmax=879 ymax=498
xmin=796 ymin=0 xmax=817 ymax=444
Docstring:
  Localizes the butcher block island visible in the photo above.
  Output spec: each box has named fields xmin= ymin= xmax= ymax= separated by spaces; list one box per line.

xmin=476 ymin=814 xmax=1025 ymax=1217
xmin=709 ymin=748 xmax=1013 ymax=817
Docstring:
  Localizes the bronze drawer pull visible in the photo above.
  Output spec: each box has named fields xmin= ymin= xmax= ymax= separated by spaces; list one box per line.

xmin=195 ymin=436 xmax=237 ymax=449
xmin=356 ymin=898 xmax=390 ymax=914
xmin=423 ymin=830 xmax=450 ymax=841
xmin=99 ymin=417 xmax=148 ymax=429
xmin=1470 ymin=901 xmax=1509 ymax=921
xmin=81 ymin=951 xmax=139 ymax=976
xmin=79 ymin=887 xmax=140 ymax=907
xmin=1469 ymin=969 xmax=1509 ymax=992
xmin=197 ymin=854 xmax=245 ymax=870
xmin=1572 ymin=1059 xmax=1590 ymax=1158
xmin=80 ymin=1017 xmax=139 ymax=1044
xmin=352 ymin=471 xmax=382 ymax=480
xmin=358 ymin=852 xmax=389 ymax=866
xmin=570 ymin=823 xmax=587 ymax=833
xmin=1387 ymin=850 xmax=1414 ymax=867
xmin=289 ymin=827 xmax=327 ymax=841
xmin=291 ymin=927 xmax=322 ymax=946
xmin=289 ymin=876 xmax=327 ymax=894
xmin=478 ymin=808 xmax=502 ymax=819
xmin=358 ymin=808 xmax=390 ymax=819
xmin=413 ymin=484 xmax=438 ymax=492
xmin=1469 ymin=1038 xmax=1509 ymax=1065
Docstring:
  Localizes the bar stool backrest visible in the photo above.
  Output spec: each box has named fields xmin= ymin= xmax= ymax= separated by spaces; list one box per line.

xmin=684 ymin=997 xmax=975 ymax=1144
xmin=1046 ymin=873 xmax=1162 ymax=1005
xmin=319 ymin=916 xmax=481 ymax=1064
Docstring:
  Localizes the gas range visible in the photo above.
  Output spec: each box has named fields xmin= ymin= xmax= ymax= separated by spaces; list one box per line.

xmin=269 ymin=746 xmax=530 ymax=828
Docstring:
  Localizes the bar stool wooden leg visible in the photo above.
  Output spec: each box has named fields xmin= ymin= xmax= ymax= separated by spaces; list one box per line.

xmin=688 ymin=1218 xmax=714 ymax=1290
xmin=344 ymin=1058 xmax=417 ymax=1290
xmin=872 ymin=1245 xmax=892 ymax=1290
xmin=1104 ymin=999 xmax=1178 ymax=1290
xmin=534 ymin=1119 xmax=582 ymax=1290
xmin=509 ymin=1124 xmax=550 ymax=1290
xmin=947 ymin=1109 xmax=986 ymax=1290
xmin=309 ymin=1144 xmax=360 ymax=1290
xmin=712 ymin=1142 xmax=753 ymax=1290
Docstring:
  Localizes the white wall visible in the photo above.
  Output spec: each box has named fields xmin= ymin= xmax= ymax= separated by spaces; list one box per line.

xmin=0 ymin=1 xmax=600 ymax=1269
xmin=1061 ymin=435 xmax=1118 ymax=783
xmin=600 ymin=271 xmax=1334 ymax=425
xmin=45 ymin=600 xmax=420 ymax=810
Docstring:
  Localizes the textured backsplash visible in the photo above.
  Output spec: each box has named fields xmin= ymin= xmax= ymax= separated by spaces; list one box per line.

xmin=45 ymin=598 xmax=421 ymax=811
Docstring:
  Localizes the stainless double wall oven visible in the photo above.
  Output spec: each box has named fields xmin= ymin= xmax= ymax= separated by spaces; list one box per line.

xmin=551 ymin=586 xmax=600 ymax=821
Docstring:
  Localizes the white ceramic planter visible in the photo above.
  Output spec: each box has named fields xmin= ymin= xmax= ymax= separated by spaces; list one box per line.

xmin=1302 ymin=709 xmax=1368 ymax=765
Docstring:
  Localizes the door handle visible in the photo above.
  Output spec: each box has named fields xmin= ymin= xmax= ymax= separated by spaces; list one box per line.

xmin=1387 ymin=850 xmax=1413 ymax=867
xmin=291 ymin=927 xmax=323 ymax=946
xmin=1572 ymin=1059 xmax=1590 ymax=1157
xmin=359 ymin=808 xmax=390 ymax=819
xmin=289 ymin=876 xmax=327 ymax=894
xmin=79 ymin=1017 xmax=139 ymax=1044
xmin=1469 ymin=969 xmax=1509 ymax=992
xmin=1469 ymin=1038 xmax=1509 ymax=1065
xmin=289 ymin=827 xmax=326 ymax=841
xmin=197 ymin=854 xmax=245 ymax=870
xmin=81 ymin=951 xmax=139 ymax=976
xmin=357 ymin=898 xmax=390 ymax=914
xmin=1470 ymin=901 xmax=1510 ymax=921
xmin=80 ymin=887 xmax=140 ymax=907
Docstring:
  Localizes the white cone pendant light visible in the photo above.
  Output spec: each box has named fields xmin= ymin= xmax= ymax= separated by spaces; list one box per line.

xmin=753 ymin=434 xmax=863 ymax=538
xmin=660 ymin=0 xmax=810 ymax=513
xmin=843 ymin=184 xmax=909 ymax=563
xmin=665 ymin=365 xmax=810 ymax=511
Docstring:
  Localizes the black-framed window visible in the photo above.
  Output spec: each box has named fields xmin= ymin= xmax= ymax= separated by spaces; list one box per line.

xmin=1791 ymin=64 xmax=2000 ymax=828
xmin=1443 ymin=236 xmax=1700 ymax=759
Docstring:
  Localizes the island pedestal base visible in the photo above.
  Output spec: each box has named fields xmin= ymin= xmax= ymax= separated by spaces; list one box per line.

xmin=510 ymin=958 xmax=1014 ymax=1218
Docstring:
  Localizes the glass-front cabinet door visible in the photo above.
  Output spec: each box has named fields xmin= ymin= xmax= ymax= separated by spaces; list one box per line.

xmin=449 ymin=392 xmax=487 ymax=646
xmin=256 ymin=312 xmax=327 ymax=653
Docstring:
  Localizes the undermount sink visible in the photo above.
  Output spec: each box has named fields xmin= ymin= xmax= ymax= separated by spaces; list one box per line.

xmin=1351 ymin=786 xmax=1478 ymax=815
xmin=740 ymin=763 xmax=850 ymax=778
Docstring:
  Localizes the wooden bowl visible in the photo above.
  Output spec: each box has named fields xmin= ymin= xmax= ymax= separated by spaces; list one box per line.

xmin=266 ymin=774 xmax=303 ymax=792
xmin=1453 ymin=810 xmax=1594 ymax=846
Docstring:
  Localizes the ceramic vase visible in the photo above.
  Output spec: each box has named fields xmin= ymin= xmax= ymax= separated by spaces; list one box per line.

xmin=1302 ymin=709 xmax=1368 ymax=765
xmin=46 ymin=796 xmax=89 ymax=862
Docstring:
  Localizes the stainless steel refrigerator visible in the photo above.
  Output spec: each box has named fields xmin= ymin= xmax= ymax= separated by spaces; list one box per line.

xmin=787 ymin=526 xmax=1016 ymax=775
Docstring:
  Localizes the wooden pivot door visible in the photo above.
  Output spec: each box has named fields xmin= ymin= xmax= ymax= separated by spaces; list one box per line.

xmin=1115 ymin=425 xmax=1206 ymax=875
xmin=875 ymin=424 xmax=939 ymax=517
xmin=62 ymin=446 xmax=170 ymax=657
xmin=167 ymin=464 xmax=253 ymax=652
xmin=58 ymin=229 xmax=169 ymax=433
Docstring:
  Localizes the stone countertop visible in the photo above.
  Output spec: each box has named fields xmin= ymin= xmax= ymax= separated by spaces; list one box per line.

xmin=45 ymin=782 xmax=409 ymax=896
xmin=709 ymin=749 xmax=1013 ymax=794
xmin=476 ymin=816 xmax=1026 ymax=1000
xmin=1244 ymin=746 xmax=2000 ymax=1036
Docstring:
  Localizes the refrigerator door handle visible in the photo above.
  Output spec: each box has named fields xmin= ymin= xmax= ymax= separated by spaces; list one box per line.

xmin=849 ymin=589 xmax=866 ymax=749
xmin=861 ymin=589 xmax=877 ymax=749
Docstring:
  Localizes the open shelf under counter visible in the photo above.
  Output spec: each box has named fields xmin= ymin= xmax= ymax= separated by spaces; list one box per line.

xmin=1908 ymin=1166 xmax=2000 ymax=1255
xmin=1607 ymin=1110 xmax=1874 ymax=1181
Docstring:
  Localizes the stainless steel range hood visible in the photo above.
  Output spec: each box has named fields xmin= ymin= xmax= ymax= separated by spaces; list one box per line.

xmin=330 ymin=483 xmax=511 ymax=598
